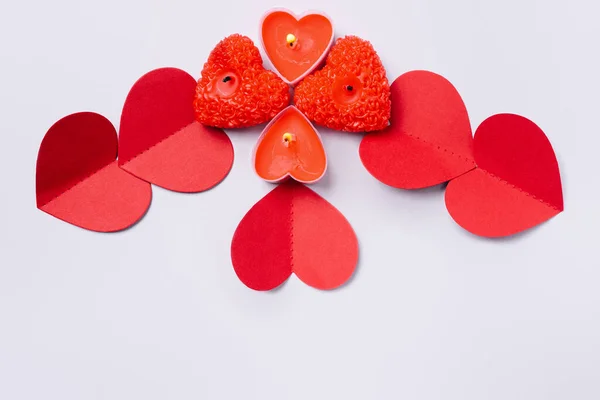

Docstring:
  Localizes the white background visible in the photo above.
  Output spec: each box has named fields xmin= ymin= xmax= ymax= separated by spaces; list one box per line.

xmin=1 ymin=0 xmax=598 ymax=399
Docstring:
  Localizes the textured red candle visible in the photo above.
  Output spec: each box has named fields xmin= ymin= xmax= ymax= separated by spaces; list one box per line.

xmin=194 ymin=34 xmax=290 ymax=129
xmin=294 ymin=36 xmax=391 ymax=132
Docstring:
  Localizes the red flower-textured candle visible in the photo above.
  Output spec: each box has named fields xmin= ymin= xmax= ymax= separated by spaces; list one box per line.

xmin=253 ymin=106 xmax=326 ymax=184
xmin=194 ymin=34 xmax=290 ymax=128
xmin=294 ymin=36 xmax=391 ymax=132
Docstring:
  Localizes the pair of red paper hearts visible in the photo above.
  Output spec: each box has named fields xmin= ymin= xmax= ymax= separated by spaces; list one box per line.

xmin=36 ymin=68 xmax=234 ymax=232
xmin=360 ymin=71 xmax=564 ymax=237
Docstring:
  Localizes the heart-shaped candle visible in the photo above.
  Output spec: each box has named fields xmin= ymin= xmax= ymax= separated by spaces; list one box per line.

xmin=36 ymin=112 xmax=151 ymax=232
xmin=194 ymin=34 xmax=290 ymax=128
xmin=253 ymin=106 xmax=326 ymax=184
xmin=360 ymin=70 xmax=476 ymax=188
xmin=231 ymin=180 xmax=358 ymax=291
xmin=445 ymin=114 xmax=564 ymax=237
xmin=294 ymin=35 xmax=391 ymax=132
xmin=260 ymin=9 xmax=334 ymax=86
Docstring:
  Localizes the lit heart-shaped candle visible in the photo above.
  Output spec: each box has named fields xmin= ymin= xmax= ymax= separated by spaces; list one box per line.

xmin=253 ymin=106 xmax=327 ymax=184
xmin=260 ymin=9 xmax=334 ymax=86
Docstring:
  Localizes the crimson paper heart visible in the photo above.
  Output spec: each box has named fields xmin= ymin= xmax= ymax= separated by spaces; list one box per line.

xmin=118 ymin=68 xmax=234 ymax=193
xmin=360 ymin=70 xmax=476 ymax=189
xmin=445 ymin=114 xmax=563 ymax=237
xmin=36 ymin=112 xmax=151 ymax=232
xmin=231 ymin=181 xmax=358 ymax=291
xmin=294 ymin=35 xmax=391 ymax=132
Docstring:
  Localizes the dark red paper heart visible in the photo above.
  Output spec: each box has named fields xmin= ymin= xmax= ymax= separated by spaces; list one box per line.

xmin=231 ymin=181 xmax=358 ymax=291
xmin=359 ymin=70 xmax=476 ymax=189
xmin=36 ymin=112 xmax=151 ymax=232
xmin=118 ymin=68 xmax=234 ymax=192
xmin=445 ymin=113 xmax=563 ymax=237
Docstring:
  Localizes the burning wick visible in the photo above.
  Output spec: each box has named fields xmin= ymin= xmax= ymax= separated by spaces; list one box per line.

xmin=282 ymin=132 xmax=296 ymax=147
xmin=286 ymin=33 xmax=297 ymax=48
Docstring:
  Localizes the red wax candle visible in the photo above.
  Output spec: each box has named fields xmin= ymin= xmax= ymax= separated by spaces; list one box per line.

xmin=194 ymin=34 xmax=290 ymax=129
xmin=253 ymin=106 xmax=327 ymax=184
xmin=293 ymin=36 xmax=391 ymax=132
xmin=260 ymin=9 xmax=334 ymax=85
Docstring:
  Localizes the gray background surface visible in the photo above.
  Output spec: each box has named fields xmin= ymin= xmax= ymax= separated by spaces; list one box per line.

xmin=1 ymin=0 xmax=598 ymax=399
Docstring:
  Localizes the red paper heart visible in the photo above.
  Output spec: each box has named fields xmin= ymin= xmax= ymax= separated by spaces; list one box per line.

xmin=118 ymin=68 xmax=233 ymax=192
xmin=253 ymin=106 xmax=327 ymax=184
xmin=36 ymin=112 xmax=151 ymax=232
xmin=359 ymin=70 xmax=476 ymax=189
xmin=231 ymin=181 xmax=358 ymax=291
xmin=294 ymin=36 xmax=391 ymax=132
xmin=445 ymin=114 xmax=563 ymax=237
xmin=260 ymin=9 xmax=334 ymax=85
xmin=193 ymin=34 xmax=290 ymax=128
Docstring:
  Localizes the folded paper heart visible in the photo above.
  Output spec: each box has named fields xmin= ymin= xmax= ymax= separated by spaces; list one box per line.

xmin=253 ymin=106 xmax=327 ymax=184
xmin=194 ymin=34 xmax=290 ymax=128
xmin=260 ymin=8 xmax=334 ymax=86
xmin=294 ymin=35 xmax=391 ymax=132
xmin=445 ymin=114 xmax=564 ymax=237
xmin=36 ymin=112 xmax=151 ymax=232
xmin=231 ymin=181 xmax=358 ymax=291
xmin=360 ymin=70 xmax=476 ymax=189
xmin=118 ymin=68 xmax=234 ymax=192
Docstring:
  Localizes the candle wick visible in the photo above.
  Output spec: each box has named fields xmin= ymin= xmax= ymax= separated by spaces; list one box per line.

xmin=222 ymin=76 xmax=232 ymax=83
xmin=346 ymin=85 xmax=354 ymax=91
xmin=282 ymin=132 xmax=295 ymax=147
xmin=286 ymin=33 xmax=297 ymax=48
